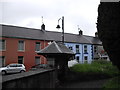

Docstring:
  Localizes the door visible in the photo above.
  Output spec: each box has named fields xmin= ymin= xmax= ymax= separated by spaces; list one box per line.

xmin=6 ymin=64 xmax=17 ymax=73
xmin=16 ymin=64 xmax=22 ymax=72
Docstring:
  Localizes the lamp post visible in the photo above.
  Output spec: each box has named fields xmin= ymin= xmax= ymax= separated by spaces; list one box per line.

xmin=56 ymin=16 xmax=64 ymax=43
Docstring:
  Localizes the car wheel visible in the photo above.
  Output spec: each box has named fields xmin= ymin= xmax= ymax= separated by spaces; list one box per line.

xmin=2 ymin=70 xmax=6 ymax=75
xmin=20 ymin=70 xmax=25 ymax=73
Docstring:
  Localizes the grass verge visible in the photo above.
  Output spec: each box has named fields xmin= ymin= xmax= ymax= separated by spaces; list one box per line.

xmin=102 ymin=76 xmax=120 ymax=89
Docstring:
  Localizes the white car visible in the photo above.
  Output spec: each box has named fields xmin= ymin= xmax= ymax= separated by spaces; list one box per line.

xmin=0 ymin=64 xmax=26 ymax=75
xmin=68 ymin=60 xmax=78 ymax=67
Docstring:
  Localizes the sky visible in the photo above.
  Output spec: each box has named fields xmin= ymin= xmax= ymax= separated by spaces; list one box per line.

xmin=0 ymin=0 xmax=101 ymax=36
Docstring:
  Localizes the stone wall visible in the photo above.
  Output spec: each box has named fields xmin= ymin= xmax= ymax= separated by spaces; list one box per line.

xmin=97 ymin=2 xmax=120 ymax=70
xmin=2 ymin=69 xmax=56 ymax=88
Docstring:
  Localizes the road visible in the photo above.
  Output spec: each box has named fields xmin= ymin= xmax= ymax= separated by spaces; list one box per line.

xmin=60 ymin=79 xmax=109 ymax=88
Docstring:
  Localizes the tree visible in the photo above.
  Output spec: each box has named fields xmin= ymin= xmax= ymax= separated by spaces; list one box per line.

xmin=97 ymin=2 xmax=120 ymax=70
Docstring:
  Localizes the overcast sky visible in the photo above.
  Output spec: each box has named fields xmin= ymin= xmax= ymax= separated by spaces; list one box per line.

xmin=0 ymin=0 xmax=101 ymax=36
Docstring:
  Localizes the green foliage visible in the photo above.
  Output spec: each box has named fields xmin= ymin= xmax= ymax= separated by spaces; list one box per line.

xmin=70 ymin=60 xmax=119 ymax=77
xmin=103 ymin=76 xmax=120 ymax=89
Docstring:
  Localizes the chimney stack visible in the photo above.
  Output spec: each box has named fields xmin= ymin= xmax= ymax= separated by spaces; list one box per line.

xmin=41 ymin=23 xmax=45 ymax=30
xmin=79 ymin=30 xmax=83 ymax=35
xmin=95 ymin=32 xmax=98 ymax=37
xmin=77 ymin=25 xmax=83 ymax=35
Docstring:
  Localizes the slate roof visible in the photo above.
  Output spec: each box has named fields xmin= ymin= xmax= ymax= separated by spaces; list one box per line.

xmin=83 ymin=35 xmax=102 ymax=45
xmin=1 ymin=24 xmax=102 ymax=45
xmin=1 ymin=24 xmax=49 ymax=40
xmin=37 ymin=41 xmax=75 ymax=55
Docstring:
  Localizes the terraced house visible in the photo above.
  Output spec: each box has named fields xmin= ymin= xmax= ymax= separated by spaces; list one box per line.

xmin=0 ymin=24 xmax=103 ymax=70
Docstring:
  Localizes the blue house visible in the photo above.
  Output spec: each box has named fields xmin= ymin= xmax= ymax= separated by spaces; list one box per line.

xmin=64 ymin=31 xmax=102 ymax=64
xmin=65 ymin=43 xmax=92 ymax=63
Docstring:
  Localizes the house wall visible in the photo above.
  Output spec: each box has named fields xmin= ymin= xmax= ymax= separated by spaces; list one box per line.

xmin=0 ymin=36 xmax=102 ymax=71
xmin=0 ymin=37 xmax=49 ymax=71
xmin=65 ymin=43 xmax=93 ymax=63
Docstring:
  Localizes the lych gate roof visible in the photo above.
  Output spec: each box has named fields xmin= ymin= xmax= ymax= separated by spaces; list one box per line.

xmin=37 ymin=41 xmax=75 ymax=55
xmin=1 ymin=24 xmax=102 ymax=45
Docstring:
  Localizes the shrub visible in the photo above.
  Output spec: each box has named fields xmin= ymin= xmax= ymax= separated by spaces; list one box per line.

xmin=70 ymin=60 xmax=119 ymax=77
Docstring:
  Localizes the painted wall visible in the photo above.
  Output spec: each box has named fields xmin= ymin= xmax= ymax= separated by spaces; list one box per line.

xmin=0 ymin=37 xmax=100 ymax=71
xmin=0 ymin=37 xmax=49 ymax=71
xmin=65 ymin=43 xmax=93 ymax=63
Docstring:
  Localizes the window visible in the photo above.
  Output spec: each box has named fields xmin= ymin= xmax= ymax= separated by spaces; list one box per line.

xmin=68 ymin=46 xmax=73 ymax=50
xmin=76 ymin=56 xmax=79 ymax=63
xmin=9 ymin=64 xmax=17 ymax=67
xmin=0 ymin=40 xmax=6 ymax=51
xmin=18 ymin=56 xmax=24 ymax=64
xmin=18 ymin=40 xmax=24 ymax=51
xmin=76 ymin=45 xmax=80 ymax=53
xmin=84 ymin=45 xmax=88 ymax=54
xmin=0 ymin=56 xmax=5 ymax=67
xmin=35 ymin=42 xmax=41 ymax=51
xmin=17 ymin=64 xmax=22 ymax=67
xmin=84 ymin=56 xmax=88 ymax=60
xmin=94 ymin=46 xmax=97 ymax=53
xmin=35 ymin=57 xmax=40 ymax=65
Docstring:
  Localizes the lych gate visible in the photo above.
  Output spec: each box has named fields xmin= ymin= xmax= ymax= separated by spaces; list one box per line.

xmin=37 ymin=41 xmax=75 ymax=81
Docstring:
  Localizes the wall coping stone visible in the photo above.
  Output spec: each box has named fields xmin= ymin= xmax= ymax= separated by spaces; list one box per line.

xmin=2 ymin=69 xmax=55 ymax=83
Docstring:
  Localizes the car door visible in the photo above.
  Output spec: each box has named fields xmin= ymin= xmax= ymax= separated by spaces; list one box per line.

xmin=16 ymin=64 xmax=22 ymax=72
xmin=6 ymin=64 xmax=17 ymax=73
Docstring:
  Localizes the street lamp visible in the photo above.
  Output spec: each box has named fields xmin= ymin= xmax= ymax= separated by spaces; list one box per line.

xmin=56 ymin=16 xmax=64 ymax=43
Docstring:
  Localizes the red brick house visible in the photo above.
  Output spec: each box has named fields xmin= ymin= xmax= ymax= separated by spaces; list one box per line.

xmin=0 ymin=25 xmax=50 ymax=70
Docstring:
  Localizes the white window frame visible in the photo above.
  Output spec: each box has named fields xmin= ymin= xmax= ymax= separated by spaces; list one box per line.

xmin=35 ymin=42 xmax=41 ymax=52
xmin=18 ymin=40 xmax=25 ymax=51
xmin=84 ymin=45 xmax=88 ymax=54
xmin=0 ymin=39 xmax=6 ymax=51
xmin=76 ymin=45 xmax=80 ymax=53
